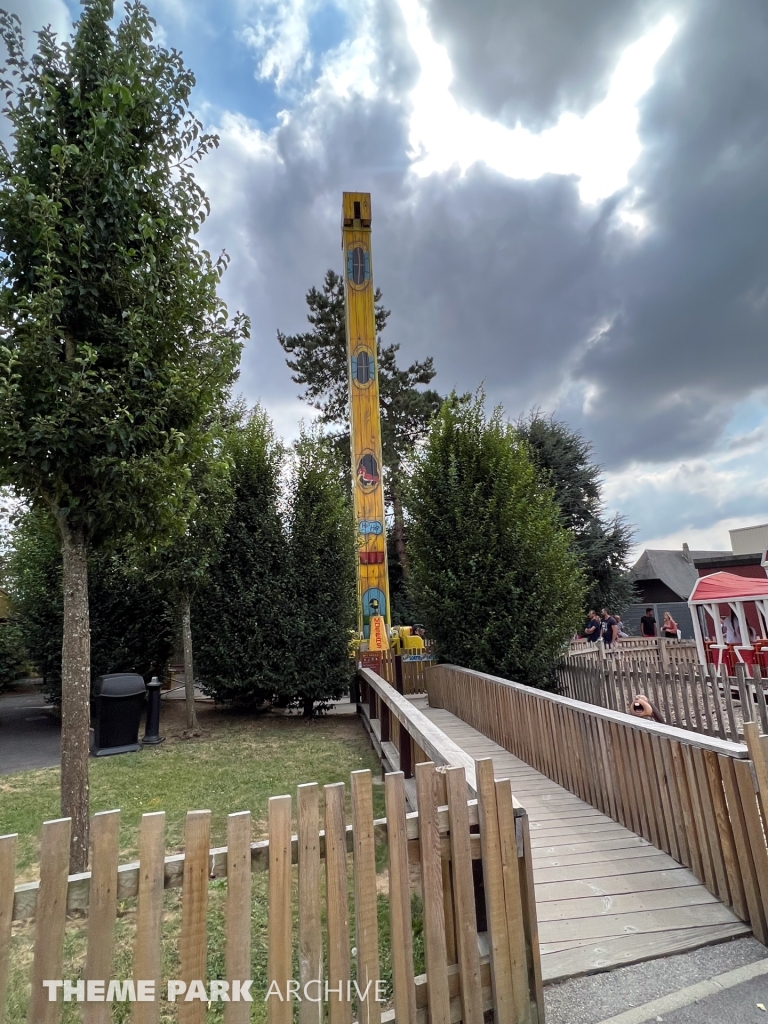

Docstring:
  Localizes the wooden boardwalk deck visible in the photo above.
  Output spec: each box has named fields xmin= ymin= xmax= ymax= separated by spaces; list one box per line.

xmin=410 ymin=696 xmax=751 ymax=983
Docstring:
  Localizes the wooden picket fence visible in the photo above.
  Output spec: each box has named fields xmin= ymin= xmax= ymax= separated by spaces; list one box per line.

xmin=557 ymin=655 xmax=768 ymax=741
xmin=428 ymin=663 xmax=768 ymax=949
xmin=1 ymin=763 xmax=543 ymax=1024
xmin=568 ymin=638 xmax=699 ymax=670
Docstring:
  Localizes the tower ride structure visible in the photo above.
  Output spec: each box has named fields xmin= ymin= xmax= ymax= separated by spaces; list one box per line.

xmin=341 ymin=192 xmax=391 ymax=639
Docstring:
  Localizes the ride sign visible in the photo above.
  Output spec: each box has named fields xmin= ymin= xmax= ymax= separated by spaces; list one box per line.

xmin=368 ymin=615 xmax=389 ymax=651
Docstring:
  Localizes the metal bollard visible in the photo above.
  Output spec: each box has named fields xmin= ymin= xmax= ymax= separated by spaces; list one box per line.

xmin=142 ymin=676 xmax=165 ymax=745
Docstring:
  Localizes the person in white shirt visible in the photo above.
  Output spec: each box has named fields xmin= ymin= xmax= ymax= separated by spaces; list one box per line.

xmin=722 ymin=613 xmax=742 ymax=645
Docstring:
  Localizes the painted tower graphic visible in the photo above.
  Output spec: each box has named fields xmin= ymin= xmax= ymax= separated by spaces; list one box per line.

xmin=342 ymin=192 xmax=390 ymax=638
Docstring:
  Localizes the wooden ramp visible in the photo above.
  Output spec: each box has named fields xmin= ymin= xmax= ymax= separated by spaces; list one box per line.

xmin=410 ymin=696 xmax=751 ymax=983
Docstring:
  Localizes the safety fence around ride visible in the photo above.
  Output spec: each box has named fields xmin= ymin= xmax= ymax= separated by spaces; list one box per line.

xmin=556 ymin=654 xmax=768 ymax=741
xmin=567 ymin=637 xmax=700 ymax=669
xmin=427 ymin=662 xmax=768 ymax=951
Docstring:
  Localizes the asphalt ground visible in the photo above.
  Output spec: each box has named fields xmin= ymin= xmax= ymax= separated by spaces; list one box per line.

xmin=546 ymin=936 xmax=768 ymax=1024
xmin=0 ymin=686 xmax=60 ymax=773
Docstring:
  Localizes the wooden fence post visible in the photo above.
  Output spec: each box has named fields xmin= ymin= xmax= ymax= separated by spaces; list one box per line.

xmin=28 ymin=818 xmax=71 ymax=1024
xmin=744 ymin=721 xmax=768 ymax=824
xmin=0 ymin=833 xmax=17 ymax=1022
xmin=394 ymin=655 xmax=404 ymax=695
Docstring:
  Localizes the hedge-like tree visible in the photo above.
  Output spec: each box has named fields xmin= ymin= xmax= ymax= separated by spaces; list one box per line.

xmin=282 ymin=430 xmax=356 ymax=715
xmin=407 ymin=394 xmax=585 ymax=686
xmin=0 ymin=4 xmax=244 ymax=868
xmin=5 ymin=506 xmax=175 ymax=703
xmin=192 ymin=409 xmax=289 ymax=705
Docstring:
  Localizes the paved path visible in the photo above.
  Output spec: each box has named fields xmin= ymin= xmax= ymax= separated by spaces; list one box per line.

xmin=410 ymin=696 xmax=751 ymax=983
xmin=0 ymin=690 xmax=60 ymax=774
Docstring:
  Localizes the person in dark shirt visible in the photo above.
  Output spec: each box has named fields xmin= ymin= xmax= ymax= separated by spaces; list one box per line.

xmin=640 ymin=608 xmax=657 ymax=637
xmin=601 ymin=608 xmax=618 ymax=647
xmin=584 ymin=610 xmax=601 ymax=642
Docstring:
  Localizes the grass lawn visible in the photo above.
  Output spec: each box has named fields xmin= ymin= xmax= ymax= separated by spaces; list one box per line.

xmin=1 ymin=703 xmax=385 ymax=880
xmin=1 ymin=704 xmax=423 ymax=1023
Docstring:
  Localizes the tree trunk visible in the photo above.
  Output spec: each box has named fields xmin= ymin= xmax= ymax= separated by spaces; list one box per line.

xmin=303 ymin=697 xmax=315 ymax=718
xmin=59 ymin=519 xmax=91 ymax=873
xmin=181 ymin=596 xmax=200 ymax=732
xmin=391 ymin=486 xmax=409 ymax=580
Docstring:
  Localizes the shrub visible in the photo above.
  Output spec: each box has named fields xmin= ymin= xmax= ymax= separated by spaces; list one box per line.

xmin=280 ymin=431 xmax=356 ymax=715
xmin=407 ymin=393 xmax=585 ymax=687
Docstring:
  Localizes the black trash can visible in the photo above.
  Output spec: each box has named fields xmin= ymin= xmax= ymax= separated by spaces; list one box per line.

xmin=92 ymin=673 xmax=146 ymax=756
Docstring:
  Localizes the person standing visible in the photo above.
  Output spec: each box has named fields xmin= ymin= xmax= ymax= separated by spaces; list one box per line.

xmin=584 ymin=610 xmax=602 ymax=642
xmin=601 ymin=608 xmax=618 ymax=648
xmin=640 ymin=607 xmax=657 ymax=637
xmin=662 ymin=611 xmax=679 ymax=638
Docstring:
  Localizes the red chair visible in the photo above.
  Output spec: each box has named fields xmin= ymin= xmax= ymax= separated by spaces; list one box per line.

xmin=708 ymin=644 xmax=729 ymax=670
xmin=734 ymin=645 xmax=756 ymax=668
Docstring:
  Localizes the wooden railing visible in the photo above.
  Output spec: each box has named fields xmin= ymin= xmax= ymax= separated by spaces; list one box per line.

xmin=2 ymin=757 xmax=543 ymax=1024
xmin=568 ymin=637 xmax=699 ymax=669
xmin=356 ymin=667 xmax=543 ymax=1020
xmin=429 ymin=664 xmax=768 ymax=948
xmin=557 ymin=656 xmax=768 ymax=741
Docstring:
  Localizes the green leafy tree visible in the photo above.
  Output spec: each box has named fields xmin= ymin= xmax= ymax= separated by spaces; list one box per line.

xmin=516 ymin=413 xmax=635 ymax=614
xmin=281 ymin=429 xmax=356 ymax=716
xmin=277 ymin=269 xmax=442 ymax=582
xmin=0 ymin=3 xmax=245 ymax=868
xmin=147 ymin=423 xmax=235 ymax=732
xmin=5 ymin=506 xmax=175 ymax=702
xmin=192 ymin=409 xmax=289 ymax=705
xmin=407 ymin=394 xmax=585 ymax=686
xmin=0 ymin=619 xmax=25 ymax=691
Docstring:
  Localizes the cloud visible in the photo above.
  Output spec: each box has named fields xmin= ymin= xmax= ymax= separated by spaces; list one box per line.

xmin=421 ymin=0 xmax=683 ymax=130
xmin=2 ymin=0 xmax=72 ymax=49
xmin=401 ymin=0 xmax=678 ymax=203
xmin=241 ymin=0 xmax=315 ymax=88
xmin=11 ymin=0 xmax=768 ymax=553
xmin=634 ymin=516 xmax=762 ymax=555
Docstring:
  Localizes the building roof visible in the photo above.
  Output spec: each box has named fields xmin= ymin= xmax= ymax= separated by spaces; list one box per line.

xmin=629 ymin=548 xmax=723 ymax=601
xmin=689 ymin=571 xmax=768 ymax=603
xmin=694 ymin=551 xmax=763 ymax=570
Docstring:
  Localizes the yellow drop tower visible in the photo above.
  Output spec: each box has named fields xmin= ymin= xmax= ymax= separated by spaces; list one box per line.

xmin=341 ymin=192 xmax=391 ymax=640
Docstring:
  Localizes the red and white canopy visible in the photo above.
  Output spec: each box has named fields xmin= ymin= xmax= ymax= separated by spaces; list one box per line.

xmin=688 ymin=571 xmax=768 ymax=665
xmin=689 ymin=571 xmax=768 ymax=604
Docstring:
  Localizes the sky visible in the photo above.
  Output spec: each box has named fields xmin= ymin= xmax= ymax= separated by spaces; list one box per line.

xmin=9 ymin=0 xmax=768 ymax=557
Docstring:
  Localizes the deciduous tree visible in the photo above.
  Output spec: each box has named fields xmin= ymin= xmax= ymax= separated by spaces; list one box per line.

xmin=0 ymin=2 xmax=244 ymax=868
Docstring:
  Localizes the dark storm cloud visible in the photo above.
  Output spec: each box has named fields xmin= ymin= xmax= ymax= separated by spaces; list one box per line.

xmin=422 ymin=0 xmax=680 ymax=129
xmin=199 ymin=0 xmax=768 ymax=477
xmin=373 ymin=168 xmax=607 ymax=401
xmin=562 ymin=0 xmax=768 ymax=464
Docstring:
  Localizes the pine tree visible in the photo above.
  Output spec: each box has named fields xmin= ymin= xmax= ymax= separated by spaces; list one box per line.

xmin=516 ymin=413 xmax=635 ymax=613
xmin=407 ymin=394 xmax=585 ymax=686
xmin=277 ymin=270 xmax=442 ymax=583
